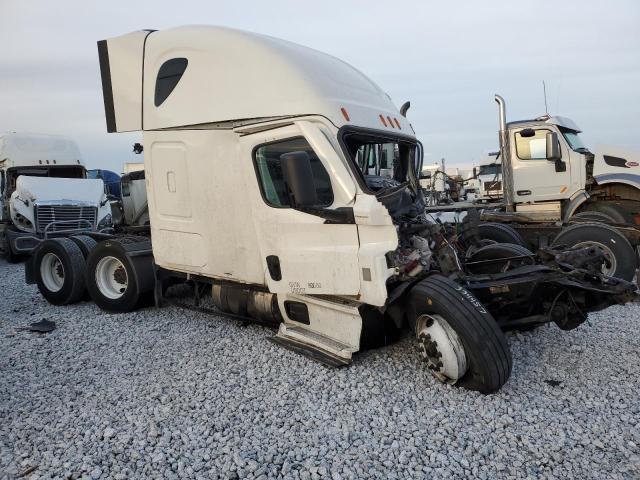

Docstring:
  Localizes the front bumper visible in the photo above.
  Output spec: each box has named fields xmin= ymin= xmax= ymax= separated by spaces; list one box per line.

xmin=7 ymin=224 xmax=113 ymax=255
xmin=6 ymin=229 xmax=43 ymax=254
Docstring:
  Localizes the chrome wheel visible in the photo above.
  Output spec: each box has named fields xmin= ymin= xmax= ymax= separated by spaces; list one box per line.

xmin=95 ymin=256 xmax=128 ymax=300
xmin=40 ymin=253 xmax=65 ymax=292
xmin=573 ymin=240 xmax=617 ymax=276
xmin=416 ymin=314 xmax=468 ymax=384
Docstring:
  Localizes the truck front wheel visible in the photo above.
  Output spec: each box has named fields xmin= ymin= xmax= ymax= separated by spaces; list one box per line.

xmin=34 ymin=238 xmax=86 ymax=305
xmin=407 ymin=275 xmax=512 ymax=394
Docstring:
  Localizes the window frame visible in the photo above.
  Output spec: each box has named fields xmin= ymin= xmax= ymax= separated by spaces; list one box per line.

xmin=514 ymin=127 xmax=559 ymax=161
xmin=251 ymin=135 xmax=335 ymax=209
xmin=337 ymin=125 xmax=422 ymax=195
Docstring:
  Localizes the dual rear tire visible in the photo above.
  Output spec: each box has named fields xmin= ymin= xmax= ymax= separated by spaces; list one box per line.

xmin=85 ymin=240 xmax=150 ymax=312
xmin=33 ymin=236 xmax=153 ymax=312
xmin=34 ymin=238 xmax=87 ymax=305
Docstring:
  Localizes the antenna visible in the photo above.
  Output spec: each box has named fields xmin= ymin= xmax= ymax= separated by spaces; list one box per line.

xmin=543 ymin=80 xmax=549 ymax=115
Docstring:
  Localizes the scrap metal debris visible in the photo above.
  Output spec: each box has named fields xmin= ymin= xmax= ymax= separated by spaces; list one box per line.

xmin=15 ymin=319 xmax=57 ymax=334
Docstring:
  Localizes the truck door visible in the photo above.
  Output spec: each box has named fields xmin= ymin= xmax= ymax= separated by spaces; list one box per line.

xmin=240 ymin=121 xmax=361 ymax=296
xmin=510 ymin=127 xmax=573 ymax=202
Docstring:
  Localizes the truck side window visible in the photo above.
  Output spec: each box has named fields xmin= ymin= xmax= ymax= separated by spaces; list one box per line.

xmin=515 ymin=129 xmax=552 ymax=160
xmin=154 ymin=58 xmax=188 ymax=107
xmin=254 ymin=137 xmax=333 ymax=208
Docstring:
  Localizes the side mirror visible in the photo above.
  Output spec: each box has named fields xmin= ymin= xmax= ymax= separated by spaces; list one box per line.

xmin=546 ymin=132 xmax=561 ymax=161
xmin=280 ymin=151 xmax=319 ymax=208
xmin=472 ymin=167 xmax=477 ymax=177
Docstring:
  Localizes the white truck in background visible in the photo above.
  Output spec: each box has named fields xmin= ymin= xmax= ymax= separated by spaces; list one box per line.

xmin=475 ymin=158 xmax=503 ymax=201
xmin=0 ymin=133 xmax=112 ymax=261
xmin=479 ymin=98 xmax=640 ymax=224
xmin=25 ymin=26 xmax=637 ymax=394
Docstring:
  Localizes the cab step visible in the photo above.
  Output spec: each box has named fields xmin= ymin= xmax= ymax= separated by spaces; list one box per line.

xmin=270 ymin=324 xmax=355 ymax=367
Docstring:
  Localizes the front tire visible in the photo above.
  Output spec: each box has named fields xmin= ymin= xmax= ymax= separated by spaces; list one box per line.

xmin=33 ymin=238 xmax=86 ymax=305
xmin=407 ymin=275 xmax=512 ymax=394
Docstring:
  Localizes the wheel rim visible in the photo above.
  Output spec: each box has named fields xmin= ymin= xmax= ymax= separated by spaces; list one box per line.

xmin=573 ymin=241 xmax=616 ymax=276
xmin=40 ymin=253 xmax=65 ymax=292
xmin=95 ymin=256 xmax=128 ymax=300
xmin=416 ymin=314 xmax=468 ymax=384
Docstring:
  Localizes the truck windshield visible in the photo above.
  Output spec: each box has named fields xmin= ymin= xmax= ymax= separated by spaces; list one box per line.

xmin=478 ymin=164 xmax=501 ymax=176
xmin=559 ymin=127 xmax=588 ymax=152
xmin=4 ymin=165 xmax=86 ymax=198
xmin=340 ymin=130 xmax=422 ymax=197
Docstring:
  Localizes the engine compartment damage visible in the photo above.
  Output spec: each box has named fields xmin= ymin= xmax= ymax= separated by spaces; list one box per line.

xmin=369 ymin=172 xmax=638 ymax=332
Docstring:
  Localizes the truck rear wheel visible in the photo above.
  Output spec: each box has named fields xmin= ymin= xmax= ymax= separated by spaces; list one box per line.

xmin=34 ymin=238 xmax=86 ymax=305
xmin=552 ymin=223 xmax=636 ymax=280
xmin=571 ymin=211 xmax=616 ymax=223
xmin=466 ymin=243 xmax=535 ymax=274
xmin=475 ymin=222 xmax=528 ymax=248
xmin=70 ymin=235 xmax=98 ymax=258
xmin=584 ymin=203 xmax=635 ymax=225
xmin=85 ymin=239 xmax=153 ymax=312
xmin=407 ymin=275 xmax=512 ymax=394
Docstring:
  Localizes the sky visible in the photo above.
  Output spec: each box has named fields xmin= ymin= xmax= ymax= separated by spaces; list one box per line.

xmin=1 ymin=0 xmax=639 ymax=172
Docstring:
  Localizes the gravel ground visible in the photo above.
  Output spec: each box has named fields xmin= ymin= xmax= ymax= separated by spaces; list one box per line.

xmin=1 ymin=259 xmax=639 ymax=480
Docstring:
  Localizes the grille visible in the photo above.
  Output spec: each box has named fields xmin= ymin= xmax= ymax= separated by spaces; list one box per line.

xmin=486 ymin=181 xmax=502 ymax=191
xmin=36 ymin=204 xmax=97 ymax=233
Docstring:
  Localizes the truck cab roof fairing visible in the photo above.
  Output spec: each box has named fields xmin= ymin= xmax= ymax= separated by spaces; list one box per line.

xmin=99 ymin=26 xmax=412 ymax=134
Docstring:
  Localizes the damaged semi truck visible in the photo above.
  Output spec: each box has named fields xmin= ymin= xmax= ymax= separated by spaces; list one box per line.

xmin=27 ymin=26 xmax=637 ymax=393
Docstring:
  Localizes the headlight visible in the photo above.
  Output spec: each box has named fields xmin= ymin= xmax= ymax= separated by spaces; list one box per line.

xmin=98 ymin=213 xmax=112 ymax=228
xmin=14 ymin=213 xmax=33 ymax=228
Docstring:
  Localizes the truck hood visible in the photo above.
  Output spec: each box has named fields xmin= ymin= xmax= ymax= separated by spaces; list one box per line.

xmin=12 ymin=176 xmax=105 ymax=205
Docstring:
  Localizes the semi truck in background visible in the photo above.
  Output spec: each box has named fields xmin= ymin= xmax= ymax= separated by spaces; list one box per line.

xmin=422 ymin=97 xmax=640 ymax=281
xmin=483 ymin=98 xmax=640 ymax=224
xmin=0 ymin=133 xmax=112 ymax=261
xmin=482 ymin=96 xmax=640 ymax=280
xmin=25 ymin=26 xmax=637 ymax=393
xmin=476 ymin=158 xmax=503 ymax=201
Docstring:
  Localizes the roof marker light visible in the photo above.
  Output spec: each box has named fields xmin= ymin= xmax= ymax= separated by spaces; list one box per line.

xmin=341 ymin=107 xmax=350 ymax=122
xmin=379 ymin=115 xmax=387 ymax=127
xmin=386 ymin=116 xmax=394 ymax=128
xmin=393 ymin=118 xmax=401 ymax=129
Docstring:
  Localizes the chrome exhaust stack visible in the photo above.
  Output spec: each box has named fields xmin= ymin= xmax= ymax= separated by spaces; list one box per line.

xmin=495 ymin=94 xmax=515 ymax=211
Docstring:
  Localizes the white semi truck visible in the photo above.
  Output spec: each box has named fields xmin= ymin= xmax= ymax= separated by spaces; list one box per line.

xmin=476 ymin=158 xmax=503 ymax=201
xmin=26 ymin=26 xmax=636 ymax=393
xmin=492 ymin=98 xmax=640 ymax=224
xmin=479 ymin=96 xmax=640 ymax=280
xmin=0 ymin=133 xmax=113 ymax=261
